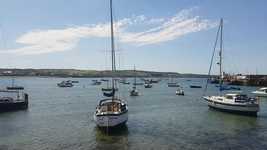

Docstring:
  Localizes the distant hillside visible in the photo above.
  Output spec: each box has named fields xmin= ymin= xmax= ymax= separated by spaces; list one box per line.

xmin=0 ymin=68 xmax=209 ymax=78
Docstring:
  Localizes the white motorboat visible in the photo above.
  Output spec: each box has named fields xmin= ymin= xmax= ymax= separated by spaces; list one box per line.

xmin=252 ymin=87 xmax=267 ymax=97
xmin=203 ymin=93 xmax=259 ymax=116
xmin=176 ymin=88 xmax=184 ymax=96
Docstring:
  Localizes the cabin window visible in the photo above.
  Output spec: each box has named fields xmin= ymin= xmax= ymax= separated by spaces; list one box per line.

xmin=236 ymin=95 xmax=247 ymax=100
xmin=217 ymin=98 xmax=223 ymax=101
xmin=226 ymin=96 xmax=233 ymax=99
xmin=235 ymin=95 xmax=248 ymax=103
xmin=107 ymin=104 xmax=113 ymax=111
xmin=101 ymin=106 xmax=107 ymax=112
xmin=105 ymin=102 xmax=120 ymax=112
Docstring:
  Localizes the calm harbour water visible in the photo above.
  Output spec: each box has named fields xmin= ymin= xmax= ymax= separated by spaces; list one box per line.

xmin=0 ymin=77 xmax=267 ymax=150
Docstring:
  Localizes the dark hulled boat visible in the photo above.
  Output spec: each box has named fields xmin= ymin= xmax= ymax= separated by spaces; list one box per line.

xmin=0 ymin=90 xmax=29 ymax=112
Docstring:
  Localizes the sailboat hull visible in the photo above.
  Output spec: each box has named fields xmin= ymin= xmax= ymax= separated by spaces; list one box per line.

xmin=0 ymin=101 xmax=28 ymax=112
xmin=94 ymin=111 xmax=128 ymax=127
xmin=204 ymin=97 xmax=259 ymax=116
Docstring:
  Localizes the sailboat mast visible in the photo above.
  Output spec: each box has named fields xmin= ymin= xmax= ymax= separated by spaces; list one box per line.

xmin=219 ymin=18 xmax=223 ymax=88
xmin=110 ymin=0 xmax=116 ymax=90
xmin=134 ymin=66 xmax=136 ymax=87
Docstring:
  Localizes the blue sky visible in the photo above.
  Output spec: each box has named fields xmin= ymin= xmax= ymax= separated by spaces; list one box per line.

xmin=0 ymin=0 xmax=266 ymax=74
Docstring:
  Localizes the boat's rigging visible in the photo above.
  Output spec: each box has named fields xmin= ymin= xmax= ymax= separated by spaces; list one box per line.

xmin=204 ymin=18 xmax=223 ymax=96
xmin=219 ymin=19 xmax=223 ymax=91
xmin=110 ymin=0 xmax=116 ymax=94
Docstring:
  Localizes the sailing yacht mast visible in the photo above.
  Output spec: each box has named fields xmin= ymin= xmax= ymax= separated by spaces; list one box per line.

xmin=219 ymin=18 xmax=223 ymax=89
xmin=134 ymin=66 xmax=136 ymax=88
xmin=110 ymin=0 xmax=116 ymax=94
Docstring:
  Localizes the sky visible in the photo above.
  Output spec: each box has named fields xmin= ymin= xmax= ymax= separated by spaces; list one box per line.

xmin=0 ymin=0 xmax=266 ymax=74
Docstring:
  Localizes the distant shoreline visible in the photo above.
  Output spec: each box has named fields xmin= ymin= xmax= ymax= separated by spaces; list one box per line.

xmin=0 ymin=68 xmax=209 ymax=78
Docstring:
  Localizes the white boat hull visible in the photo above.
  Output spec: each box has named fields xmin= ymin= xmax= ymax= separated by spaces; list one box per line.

xmin=252 ymin=91 xmax=267 ymax=97
xmin=94 ymin=111 xmax=128 ymax=127
xmin=204 ymin=97 xmax=259 ymax=116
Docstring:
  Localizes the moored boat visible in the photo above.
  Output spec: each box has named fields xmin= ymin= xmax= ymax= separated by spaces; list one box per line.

xmin=203 ymin=19 xmax=259 ymax=116
xmin=102 ymin=87 xmax=118 ymax=92
xmin=92 ymin=80 xmax=102 ymax=85
xmin=144 ymin=83 xmax=152 ymax=88
xmin=57 ymin=81 xmax=74 ymax=87
xmin=94 ymin=0 xmax=128 ymax=128
xmin=130 ymin=66 xmax=139 ymax=96
xmin=6 ymin=86 xmax=24 ymax=90
xmin=167 ymin=75 xmax=179 ymax=87
xmin=0 ymin=90 xmax=29 ymax=112
xmin=252 ymin=87 xmax=267 ymax=97
xmin=190 ymin=85 xmax=202 ymax=88
xmin=168 ymin=82 xmax=180 ymax=87
xmin=130 ymin=87 xmax=139 ymax=96
xmin=176 ymin=87 xmax=184 ymax=96
xmin=94 ymin=98 xmax=128 ymax=127
xmin=203 ymin=93 xmax=259 ymax=116
xmin=133 ymin=83 xmax=144 ymax=86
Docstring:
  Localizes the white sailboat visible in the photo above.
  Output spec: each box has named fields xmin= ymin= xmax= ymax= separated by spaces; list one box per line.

xmin=94 ymin=0 xmax=128 ymax=128
xmin=203 ymin=19 xmax=259 ymax=116
xmin=167 ymin=75 xmax=179 ymax=87
xmin=130 ymin=66 xmax=139 ymax=96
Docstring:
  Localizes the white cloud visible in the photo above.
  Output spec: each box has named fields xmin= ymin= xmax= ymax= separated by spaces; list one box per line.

xmin=0 ymin=8 xmax=217 ymax=55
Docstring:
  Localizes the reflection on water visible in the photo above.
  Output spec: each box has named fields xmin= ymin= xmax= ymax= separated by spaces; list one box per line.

xmin=0 ymin=77 xmax=267 ymax=150
xmin=94 ymin=125 xmax=129 ymax=149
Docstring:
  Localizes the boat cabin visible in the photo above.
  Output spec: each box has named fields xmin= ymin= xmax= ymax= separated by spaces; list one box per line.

xmin=258 ymin=88 xmax=267 ymax=93
xmin=96 ymin=99 xmax=127 ymax=115
xmin=0 ymin=90 xmax=27 ymax=103
xmin=225 ymin=93 xmax=256 ymax=103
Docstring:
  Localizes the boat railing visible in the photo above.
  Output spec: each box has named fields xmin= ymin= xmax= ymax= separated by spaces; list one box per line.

xmin=0 ymin=90 xmax=21 ymax=93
